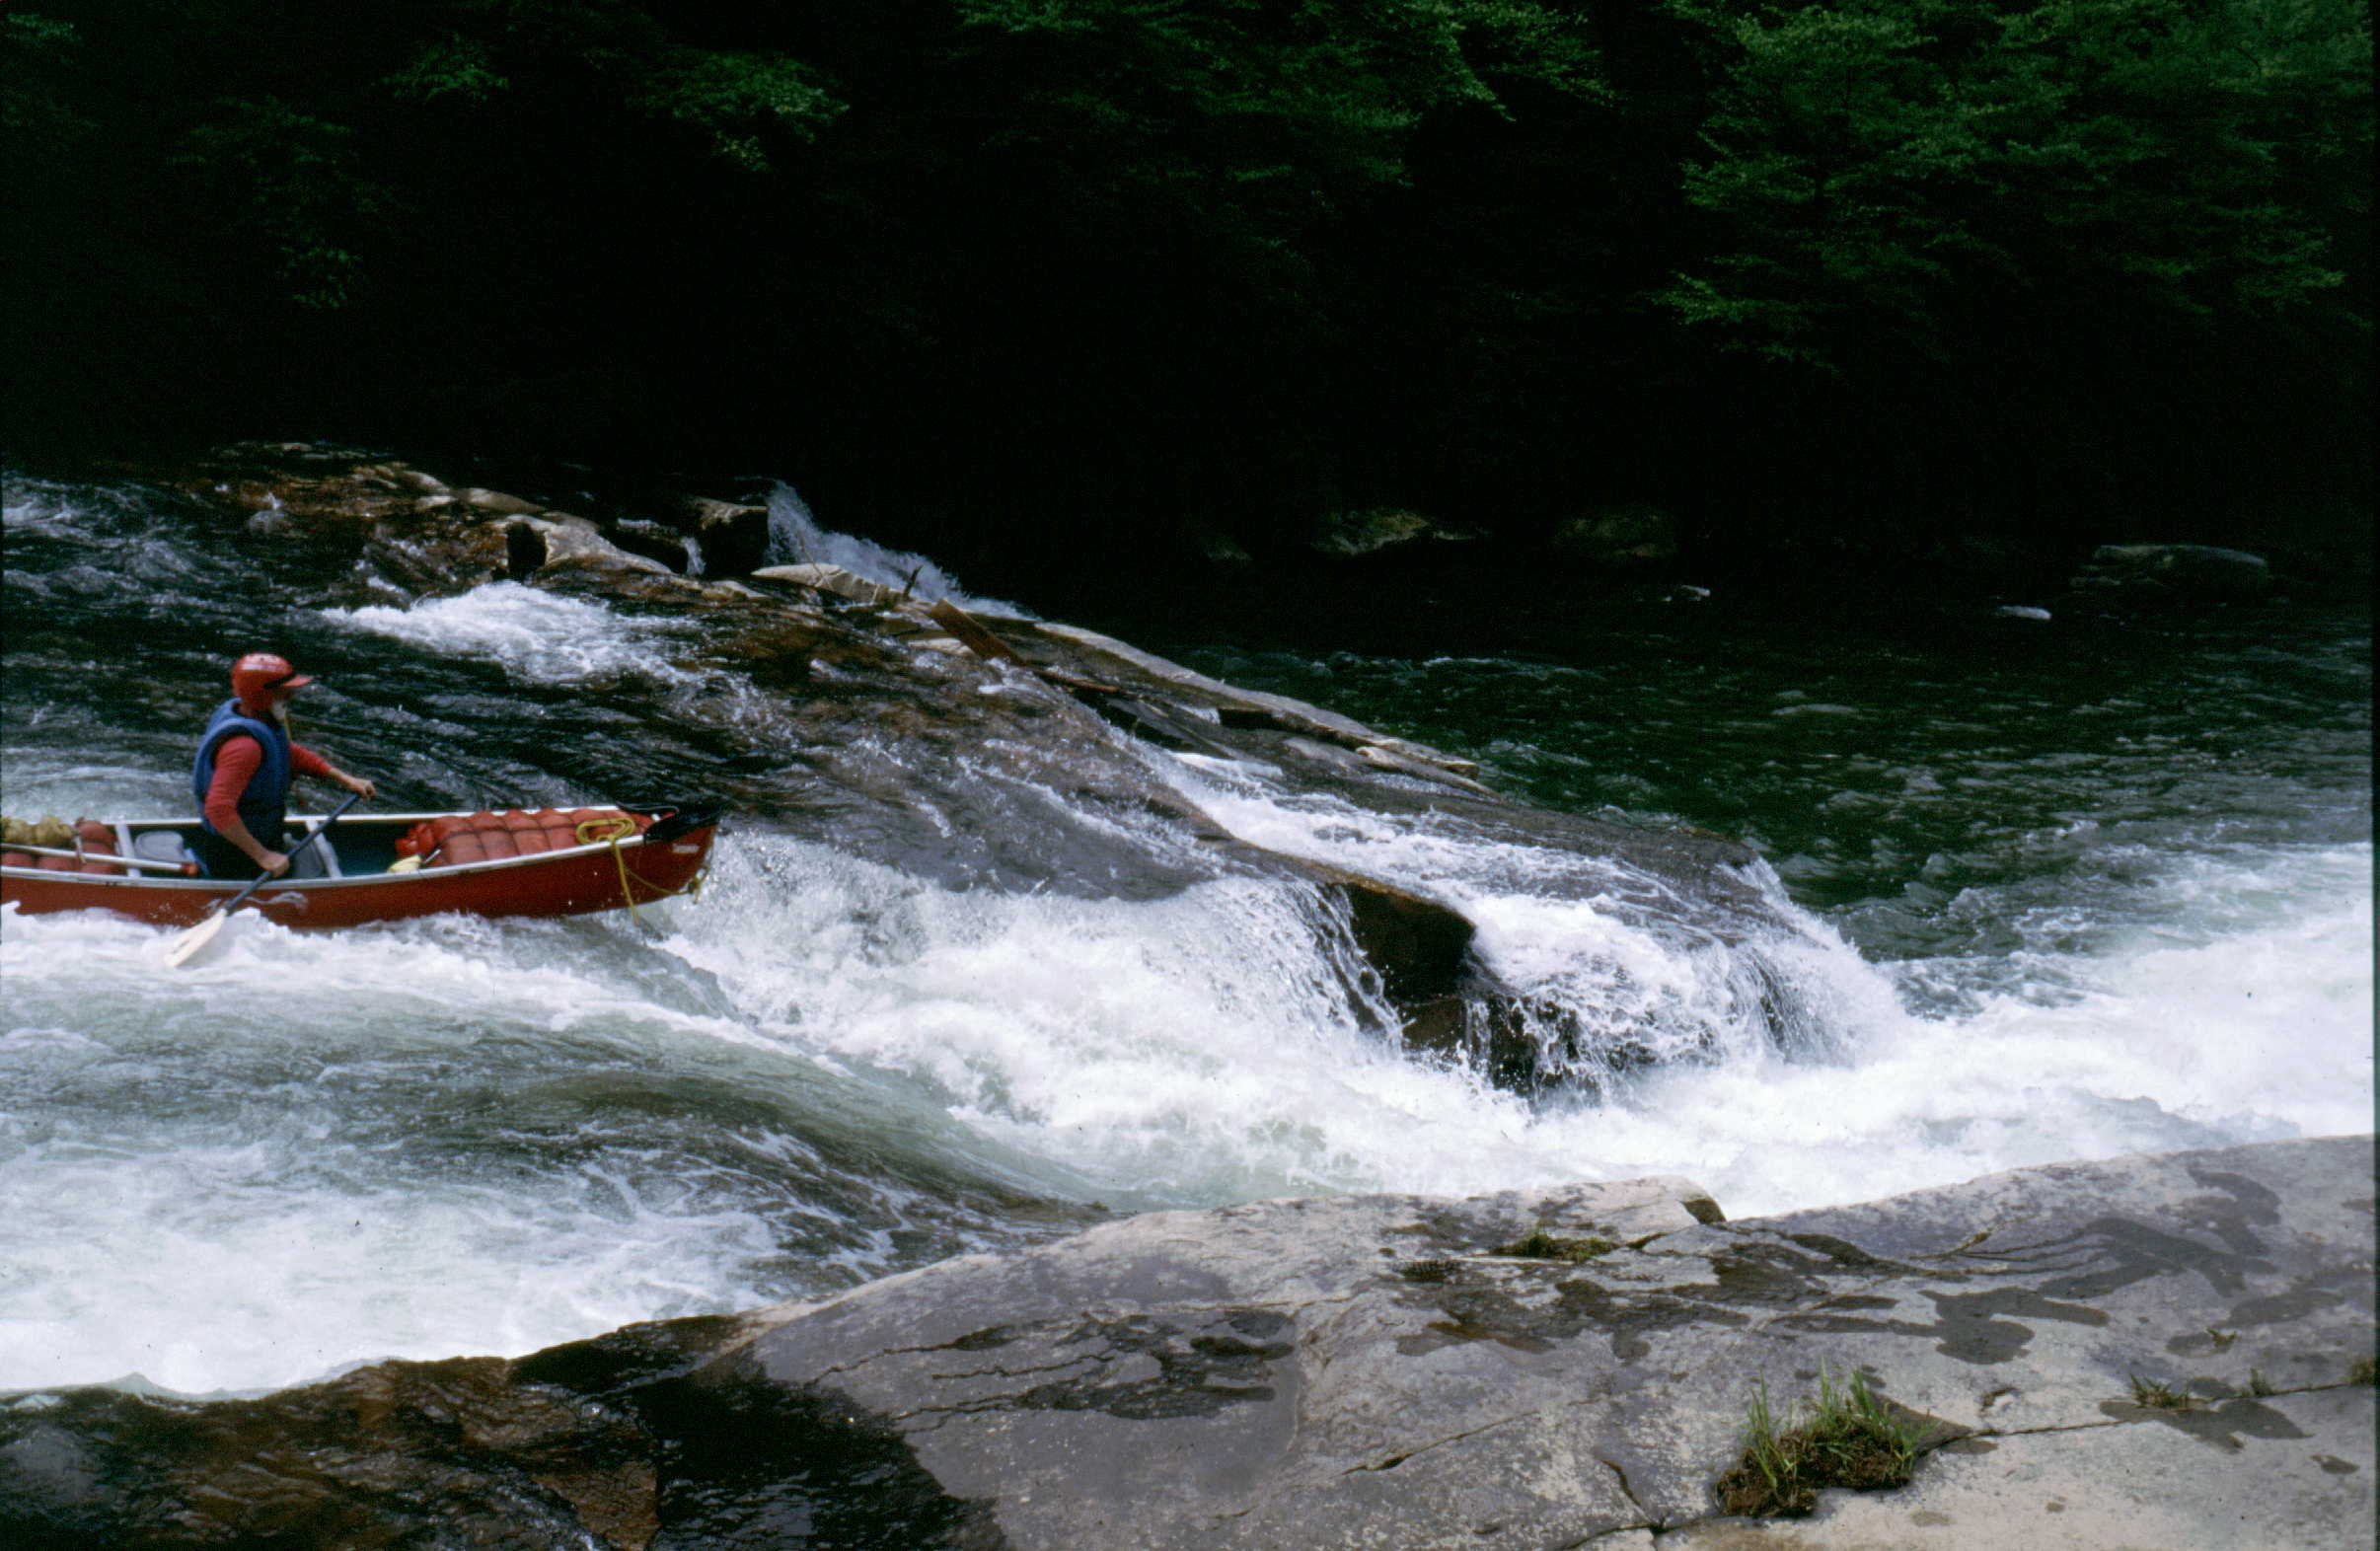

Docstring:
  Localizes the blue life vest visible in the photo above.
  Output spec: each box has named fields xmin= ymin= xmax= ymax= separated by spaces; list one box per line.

xmin=191 ymin=699 xmax=294 ymax=844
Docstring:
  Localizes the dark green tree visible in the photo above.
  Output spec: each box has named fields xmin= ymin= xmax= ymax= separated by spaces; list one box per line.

xmin=2 ymin=0 xmax=2367 ymax=575
xmin=1663 ymin=0 xmax=2371 ymax=362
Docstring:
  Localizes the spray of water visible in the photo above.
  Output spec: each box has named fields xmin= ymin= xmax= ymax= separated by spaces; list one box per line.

xmin=760 ymin=483 xmax=1029 ymax=617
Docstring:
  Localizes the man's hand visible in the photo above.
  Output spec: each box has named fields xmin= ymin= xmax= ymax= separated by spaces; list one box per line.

xmin=255 ymin=849 xmax=291 ymax=876
xmin=339 ymin=774 xmax=378 ymax=801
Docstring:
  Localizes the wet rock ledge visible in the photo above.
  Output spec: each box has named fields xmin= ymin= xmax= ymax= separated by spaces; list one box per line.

xmin=5 ymin=1136 xmax=2371 ymax=1549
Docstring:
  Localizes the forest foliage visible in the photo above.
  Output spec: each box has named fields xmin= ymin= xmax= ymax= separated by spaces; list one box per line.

xmin=5 ymin=0 xmax=2369 ymax=573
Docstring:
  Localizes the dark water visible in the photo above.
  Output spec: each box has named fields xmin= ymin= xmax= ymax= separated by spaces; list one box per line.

xmin=3 ymin=474 xmax=2370 ymax=1397
xmin=1155 ymin=600 xmax=2369 ymax=984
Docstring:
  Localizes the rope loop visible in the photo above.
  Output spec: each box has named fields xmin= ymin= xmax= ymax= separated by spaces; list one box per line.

xmin=576 ymin=816 xmax=639 ymax=846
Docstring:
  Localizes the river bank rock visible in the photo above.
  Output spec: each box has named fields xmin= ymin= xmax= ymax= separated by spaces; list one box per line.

xmin=1310 ymin=507 xmax=1481 ymax=559
xmin=1551 ymin=504 xmax=1681 ymax=568
xmin=6 ymin=1137 xmax=2367 ymax=1548
xmin=1180 ymin=516 xmax=1256 ymax=568
xmin=2063 ymin=544 xmax=2273 ymax=608
xmin=664 ymin=495 xmax=774 ymax=575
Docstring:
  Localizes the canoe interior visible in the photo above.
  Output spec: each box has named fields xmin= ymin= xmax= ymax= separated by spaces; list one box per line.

xmin=6 ymin=809 xmax=717 ymax=882
xmin=117 ymin=813 xmax=426 ymax=879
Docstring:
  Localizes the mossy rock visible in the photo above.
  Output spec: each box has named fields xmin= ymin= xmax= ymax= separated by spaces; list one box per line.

xmin=1493 ymin=1230 xmax=1616 ymax=1263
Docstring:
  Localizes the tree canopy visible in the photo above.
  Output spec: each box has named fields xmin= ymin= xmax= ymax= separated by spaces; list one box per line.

xmin=5 ymin=0 xmax=2369 ymax=577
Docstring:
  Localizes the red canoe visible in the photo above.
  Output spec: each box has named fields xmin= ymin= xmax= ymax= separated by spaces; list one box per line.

xmin=0 ymin=803 xmax=719 ymax=930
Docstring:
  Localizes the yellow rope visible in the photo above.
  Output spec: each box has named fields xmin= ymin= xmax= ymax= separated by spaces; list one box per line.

xmin=570 ymin=814 xmax=650 ymax=927
xmin=582 ymin=816 xmax=708 ymax=928
xmin=607 ymin=834 xmax=645 ymax=930
xmin=607 ymin=846 xmax=693 ymax=900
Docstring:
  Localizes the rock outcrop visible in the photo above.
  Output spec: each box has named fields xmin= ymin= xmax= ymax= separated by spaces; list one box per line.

xmin=143 ymin=445 xmax=1814 ymax=1093
xmin=6 ymin=1137 xmax=2368 ymax=1548
xmin=176 ymin=444 xmax=780 ymax=582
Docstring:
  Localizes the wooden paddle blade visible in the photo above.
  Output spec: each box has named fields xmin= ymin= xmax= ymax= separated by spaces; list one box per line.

xmin=162 ymin=909 xmax=230 ymax=967
xmin=927 ymin=599 xmax=1024 ymax=663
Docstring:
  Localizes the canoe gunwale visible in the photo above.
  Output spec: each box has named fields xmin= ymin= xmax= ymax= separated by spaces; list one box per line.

xmin=2 ymin=833 xmax=685 ymax=893
xmin=1 ymin=806 xmax=717 ymax=927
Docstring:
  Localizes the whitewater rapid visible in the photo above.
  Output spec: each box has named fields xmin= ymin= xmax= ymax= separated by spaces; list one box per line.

xmin=4 ymin=812 xmax=2364 ymax=1396
xmin=3 ymin=479 xmax=2369 ymax=1397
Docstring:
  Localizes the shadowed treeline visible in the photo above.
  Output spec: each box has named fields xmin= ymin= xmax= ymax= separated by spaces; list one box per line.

xmin=4 ymin=1 xmax=2369 ymax=590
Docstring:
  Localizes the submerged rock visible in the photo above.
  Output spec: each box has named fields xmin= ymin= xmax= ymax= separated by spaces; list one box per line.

xmin=8 ymin=1138 xmax=2366 ymax=1548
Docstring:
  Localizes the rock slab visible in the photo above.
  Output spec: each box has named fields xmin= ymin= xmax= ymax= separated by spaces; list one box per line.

xmin=4 ymin=1137 xmax=2369 ymax=1549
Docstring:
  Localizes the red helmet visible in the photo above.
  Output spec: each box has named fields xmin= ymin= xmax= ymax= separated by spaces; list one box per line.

xmin=231 ymin=652 xmax=315 ymax=714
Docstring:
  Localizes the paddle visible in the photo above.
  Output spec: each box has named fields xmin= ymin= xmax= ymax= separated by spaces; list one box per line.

xmin=164 ymin=790 xmax=366 ymax=967
xmin=7 ymin=843 xmax=197 ymax=875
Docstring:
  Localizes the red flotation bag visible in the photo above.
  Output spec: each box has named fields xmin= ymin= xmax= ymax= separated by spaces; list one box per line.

xmin=398 ymin=808 xmax=653 ymax=868
xmin=74 ymin=819 xmax=121 ymax=875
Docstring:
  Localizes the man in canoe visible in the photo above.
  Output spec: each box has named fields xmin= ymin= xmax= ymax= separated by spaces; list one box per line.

xmin=190 ymin=652 xmax=377 ymax=879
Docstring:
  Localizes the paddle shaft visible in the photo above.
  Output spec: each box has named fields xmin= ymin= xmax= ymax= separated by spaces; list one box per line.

xmin=222 ymin=791 xmax=367 ymax=906
xmin=164 ymin=791 xmax=366 ymax=964
xmin=4 ymin=843 xmax=196 ymax=875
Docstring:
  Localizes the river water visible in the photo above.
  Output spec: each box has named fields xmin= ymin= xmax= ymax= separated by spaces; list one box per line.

xmin=2 ymin=475 xmax=2369 ymax=1398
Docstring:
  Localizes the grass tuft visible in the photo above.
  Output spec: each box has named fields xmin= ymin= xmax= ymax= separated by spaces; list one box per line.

xmin=1715 ymin=1367 xmax=1924 ymax=1517
xmin=1398 ymin=1259 xmax=1462 ymax=1284
xmin=1493 ymin=1230 xmax=1617 ymax=1263
xmin=2126 ymin=1374 xmax=2197 ymax=1412
xmin=2247 ymin=1367 xmax=2274 ymax=1397
xmin=2350 ymin=1355 xmax=2375 ymax=1386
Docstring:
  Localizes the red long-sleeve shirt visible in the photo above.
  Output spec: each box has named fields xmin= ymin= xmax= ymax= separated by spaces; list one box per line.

xmin=202 ymin=735 xmax=335 ymax=834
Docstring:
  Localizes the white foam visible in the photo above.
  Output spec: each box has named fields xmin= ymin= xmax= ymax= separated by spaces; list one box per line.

xmin=1473 ymin=844 xmax=2374 ymax=1218
xmin=638 ymin=835 xmax=1831 ymax=1212
xmin=647 ymin=819 xmax=2374 ymax=1225
xmin=761 ymin=484 xmax=1029 ymax=618
xmin=321 ymin=582 xmax=697 ymax=686
xmin=0 ymin=902 xmax=841 ymax=1394
xmin=0 ymin=1132 xmax=789 ymax=1395
xmin=1158 ymin=756 xmax=1897 ymax=1071
xmin=655 ymin=841 xmax=1448 ymax=1203
xmin=4 ymin=820 xmax=2367 ymax=1393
